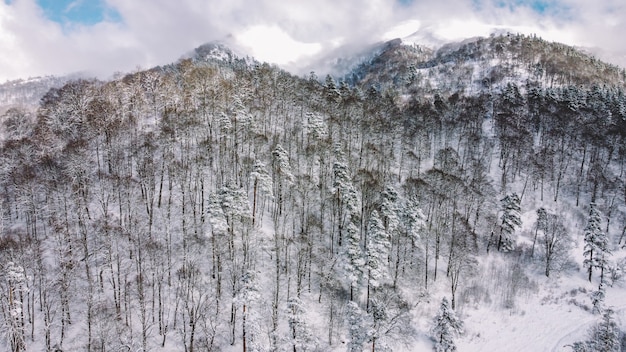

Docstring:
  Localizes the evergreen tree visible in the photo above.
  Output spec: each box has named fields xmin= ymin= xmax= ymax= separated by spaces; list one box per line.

xmin=207 ymin=193 xmax=229 ymax=236
xmin=286 ymin=297 xmax=316 ymax=351
xmin=498 ymin=193 xmax=522 ymax=252
xmin=272 ymin=143 xmax=295 ymax=185
xmin=250 ymin=160 xmax=274 ymax=199
xmin=346 ymin=301 xmax=370 ymax=352
xmin=333 ymin=158 xmax=363 ymax=298
xmin=402 ymin=198 xmax=426 ymax=244
xmin=367 ymin=211 xmax=391 ymax=303
xmin=250 ymin=160 xmax=273 ymax=225
xmin=344 ymin=221 xmax=365 ymax=300
xmin=366 ymin=211 xmax=390 ymax=285
xmin=332 ymin=161 xmax=360 ymax=217
xmin=380 ymin=185 xmax=400 ymax=235
xmin=583 ymin=204 xmax=611 ymax=282
xmin=590 ymin=283 xmax=606 ymax=315
xmin=431 ymin=297 xmax=463 ymax=352
xmin=572 ymin=307 xmax=621 ymax=352
xmin=305 ymin=111 xmax=328 ymax=142
xmin=219 ymin=184 xmax=252 ymax=228
xmin=235 ymin=271 xmax=262 ymax=352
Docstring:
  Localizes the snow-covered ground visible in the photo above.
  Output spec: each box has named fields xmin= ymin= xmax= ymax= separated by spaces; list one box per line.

xmin=458 ymin=275 xmax=626 ymax=351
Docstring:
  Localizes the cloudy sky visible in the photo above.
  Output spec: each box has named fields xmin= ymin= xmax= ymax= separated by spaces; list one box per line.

xmin=1 ymin=0 xmax=625 ymax=82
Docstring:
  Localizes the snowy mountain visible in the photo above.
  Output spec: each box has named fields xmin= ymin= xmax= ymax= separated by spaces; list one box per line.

xmin=342 ymin=33 xmax=626 ymax=95
xmin=0 ymin=75 xmax=75 ymax=112
xmin=0 ymin=33 xmax=625 ymax=352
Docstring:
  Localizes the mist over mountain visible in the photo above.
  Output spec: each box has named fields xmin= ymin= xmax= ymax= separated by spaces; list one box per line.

xmin=0 ymin=33 xmax=625 ymax=351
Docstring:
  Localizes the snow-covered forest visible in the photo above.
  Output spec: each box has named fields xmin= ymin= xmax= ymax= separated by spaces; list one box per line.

xmin=1 ymin=33 xmax=626 ymax=351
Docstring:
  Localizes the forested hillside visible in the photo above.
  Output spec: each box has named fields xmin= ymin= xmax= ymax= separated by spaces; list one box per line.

xmin=0 ymin=75 xmax=76 ymax=113
xmin=0 ymin=34 xmax=625 ymax=351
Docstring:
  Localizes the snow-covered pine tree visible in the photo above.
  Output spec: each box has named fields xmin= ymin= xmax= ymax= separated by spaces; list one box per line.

xmin=431 ymin=297 xmax=463 ymax=352
xmin=366 ymin=211 xmax=391 ymax=308
xmin=286 ymin=297 xmax=317 ymax=351
xmin=218 ymin=111 xmax=232 ymax=134
xmin=344 ymin=221 xmax=365 ymax=301
xmin=272 ymin=144 xmax=295 ymax=185
xmin=218 ymin=184 xmax=252 ymax=234
xmin=346 ymin=301 xmax=370 ymax=352
xmin=572 ymin=307 xmax=621 ymax=352
xmin=590 ymin=283 xmax=606 ymax=315
xmin=272 ymin=144 xmax=295 ymax=219
xmin=498 ymin=193 xmax=522 ymax=252
xmin=402 ymin=197 xmax=426 ymax=244
xmin=250 ymin=161 xmax=274 ymax=200
xmin=380 ymin=185 xmax=400 ymax=235
xmin=235 ymin=270 xmax=263 ymax=352
xmin=332 ymin=160 xmax=360 ymax=217
xmin=583 ymin=203 xmax=611 ymax=283
xmin=588 ymin=307 xmax=622 ymax=352
xmin=250 ymin=160 xmax=273 ymax=225
xmin=332 ymin=157 xmax=364 ymax=299
xmin=219 ymin=184 xmax=251 ymax=219
xmin=401 ymin=197 xmax=427 ymax=286
xmin=305 ymin=111 xmax=328 ymax=142
xmin=207 ymin=193 xmax=229 ymax=236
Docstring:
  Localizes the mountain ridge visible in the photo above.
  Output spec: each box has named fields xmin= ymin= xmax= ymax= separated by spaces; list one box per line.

xmin=343 ymin=33 xmax=626 ymax=96
xmin=2 ymin=33 xmax=625 ymax=112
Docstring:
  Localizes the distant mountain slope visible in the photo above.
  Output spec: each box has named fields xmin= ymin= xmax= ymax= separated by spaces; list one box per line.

xmin=344 ymin=33 xmax=626 ymax=95
xmin=0 ymin=75 xmax=75 ymax=111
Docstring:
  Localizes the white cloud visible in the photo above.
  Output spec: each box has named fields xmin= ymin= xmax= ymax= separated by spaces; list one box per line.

xmin=236 ymin=25 xmax=322 ymax=65
xmin=382 ymin=19 xmax=421 ymax=40
xmin=1 ymin=0 xmax=626 ymax=82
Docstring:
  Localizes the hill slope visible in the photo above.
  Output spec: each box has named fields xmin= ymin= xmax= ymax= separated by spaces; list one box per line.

xmin=0 ymin=35 xmax=625 ymax=351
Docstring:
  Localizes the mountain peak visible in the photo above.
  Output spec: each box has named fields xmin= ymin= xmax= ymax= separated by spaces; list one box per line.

xmin=192 ymin=42 xmax=238 ymax=62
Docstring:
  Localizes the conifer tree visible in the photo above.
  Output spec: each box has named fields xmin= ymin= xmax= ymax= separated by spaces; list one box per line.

xmin=583 ymin=204 xmax=611 ymax=282
xmin=431 ymin=297 xmax=463 ymax=352
xmin=305 ymin=111 xmax=328 ymax=142
xmin=332 ymin=161 xmax=360 ymax=217
xmin=286 ymin=297 xmax=317 ymax=351
xmin=402 ymin=198 xmax=426 ymax=244
xmin=250 ymin=160 xmax=273 ymax=225
xmin=380 ymin=185 xmax=400 ymax=235
xmin=332 ymin=160 xmax=360 ymax=248
xmin=498 ymin=193 xmax=522 ymax=252
xmin=572 ymin=307 xmax=621 ymax=352
xmin=366 ymin=211 xmax=391 ymax=308
xmin=346 ymin=301 xmax=370 ymax=352
xmin=235 ymin=271 xmax=262 ymax=352
xmin=207 ymin=193 xmax=229 ymax=236
xmin=344 ymin=221 xmax=365 ymax=301
xmin=590 ymin=283 xmax=606 ymax=315
xmin=272 ymin=144 xmax=295 ymax=185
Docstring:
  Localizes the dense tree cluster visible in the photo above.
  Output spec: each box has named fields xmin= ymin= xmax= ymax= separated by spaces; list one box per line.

xmin=0 ymin=35 xmax=624 ymax=351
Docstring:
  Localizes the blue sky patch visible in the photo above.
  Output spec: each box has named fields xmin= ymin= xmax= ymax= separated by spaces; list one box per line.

xmin=35 ymin=0 xmax=122 ymax=26
xmin=496 ymin=0 xmax=564 ymax=15
xmin=470 ymin=0 xmax=568 ymax=17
